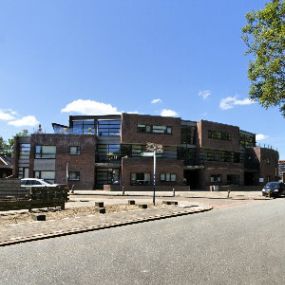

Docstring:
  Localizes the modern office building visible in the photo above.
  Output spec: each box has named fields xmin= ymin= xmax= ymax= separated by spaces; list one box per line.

xmin=13 ymin=113 xmax=279 ymax=190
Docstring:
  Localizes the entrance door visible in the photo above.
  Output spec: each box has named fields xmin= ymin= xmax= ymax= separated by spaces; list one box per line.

xmin=184 ymin=170 xmax=200 ymax=189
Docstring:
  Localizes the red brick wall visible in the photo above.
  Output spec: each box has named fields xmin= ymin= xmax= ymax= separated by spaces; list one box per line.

xmin=254 ymin=147 xmax=279 ymax=181
xmin=197 ymin=120 xmax=240 ymax=152
xmin=121 ymin=157 xmax=184 ymax=188
xmin=121 ymin=113 xmax=181 ymax=145
xmin=30 ymin=134 xmax=96 ymax=189
xmin=201 ymin=162 xmax=244 ymax=189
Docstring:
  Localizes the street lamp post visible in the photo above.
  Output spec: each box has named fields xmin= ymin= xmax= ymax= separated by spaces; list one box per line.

xmin=153 ymin=149 xmax=156 ymax=205
xmin=146 ymin=142 xmax=163 ymax=206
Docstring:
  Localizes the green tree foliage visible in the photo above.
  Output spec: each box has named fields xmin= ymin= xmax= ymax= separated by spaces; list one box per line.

xmin=242 ymin=0 xmax=285 ymax=116
xmin=0 ymin=137 xmax=11 ymax=157
xmin=0 ymin=130 xmax=29 ymax=157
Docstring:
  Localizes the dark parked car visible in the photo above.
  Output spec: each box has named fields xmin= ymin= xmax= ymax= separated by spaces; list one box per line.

xmin=262 ymin=181 xmax=285 ymax=197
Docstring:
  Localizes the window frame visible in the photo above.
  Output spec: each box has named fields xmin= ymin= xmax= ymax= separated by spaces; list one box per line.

xmin=68 ymin=171 xmax=80 ymax=181
xmin=160 ymin=172 xmax=177 ymax=182
xmin=130 ymin=172 xmax=151 ymax=185
xmin=69 ymin=146 xmax=81 ymax=155
xmin=35 ymin=145 xmax=56 ymax=159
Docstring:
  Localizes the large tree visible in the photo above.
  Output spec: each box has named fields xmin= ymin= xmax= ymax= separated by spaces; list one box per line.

xmin=0 ymin=130 xmax=29 ymax=157
xmin=242 ymin=0 xmax=285 ymax=116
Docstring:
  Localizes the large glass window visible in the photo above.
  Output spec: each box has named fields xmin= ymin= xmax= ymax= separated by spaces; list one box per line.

xmin=160 ymin=173 xmax=177 ymax=182
xmin=181 ymin=125 xmax=197 ymax=144
xmin=96 ymin=169 xmax=120 ymax=186
xmin=18 ymin=167 xmax=29 ymax=178
xmin=34 ymin=171 xmax=55 ymax=183
xmin=72 ymin=119 xmax=96 ymax=135
xmin=131 ymin=173 xmax=151 ymax=185
xmin=19 ymin=144 xmax=31 ymax=160
xmin=98 ymin=119 xmax=121 ymax=136
xmin=177 ymin=147 xmax=196 ymax=164
xmin=204 ymin=149 xmax=241 ymax=163
xmin=35 ymin=145 xmax=56 ymax=159
xmin=97 ymin=144 xmax=120 ymax=161
xmin=208 ymin=130 xmax=231 ymax=141
xmin=240 ymin=131 xmax=256 ymax=148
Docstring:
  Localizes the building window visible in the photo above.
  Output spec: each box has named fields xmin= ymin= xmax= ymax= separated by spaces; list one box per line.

xmin=233 ymin=153 xmax=240 ymax=163
xmin=95 ymin=168 xmax=120 ymax=187
xmin=72 ymin=119 xmax=96 ymax=135
xmin=132 ymin=145 xmax=145 ymax=157
xmin=131 ymin=173 xmax=151 ymax=185
xmin=240 ymin=131 xmax=256 ymax=148
xmin=137 ymin=124 xmax=172 ymax=135
xmin=227 ymin=175 xmax=240 ymax=185
xmin=18 ymin=167 xmax=29 ymax=179
xmin=70 ymin=146 xmax=81 ymax=155
xmin=98 ymin=119 xmax=121 ymax=136
xmin=34 ymin=171 xmax=55 ymax=183
xmin=160 ymin=173 xmax=177 ymax=182
xmin=68 ymin=171 xmax=80 ymax=181
xmin=208 ymin=130 xmax=231 ymax=141
xmin=19 ymin=144 xmax=31 ymax=160
xmin=181 ymin=125 xmax=197 ymax=144
xmin=204 ymin=149 xmax=241 ymax=164
xmin=35 ymin=145 xmax=56 ymax=159
xmin=96 ymin=144 xmax=120 ymax=161
xmin=210 ymin=175 xmax=222 ymax=183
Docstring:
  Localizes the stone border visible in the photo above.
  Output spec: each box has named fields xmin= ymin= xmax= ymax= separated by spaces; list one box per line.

xmin=0 ymin=206 xmax=212 ymax=247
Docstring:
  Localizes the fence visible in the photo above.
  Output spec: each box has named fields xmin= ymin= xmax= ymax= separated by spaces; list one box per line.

xmin=0 ymin=179 xmax=69 ymax=211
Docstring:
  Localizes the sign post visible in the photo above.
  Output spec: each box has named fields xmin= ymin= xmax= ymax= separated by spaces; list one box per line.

xmin=146 ymin=142 xmax=163 ymax=206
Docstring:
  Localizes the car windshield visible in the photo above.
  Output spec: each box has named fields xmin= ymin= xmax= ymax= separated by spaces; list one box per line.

xmin=265 ymin=182 xmax=280 ymax=189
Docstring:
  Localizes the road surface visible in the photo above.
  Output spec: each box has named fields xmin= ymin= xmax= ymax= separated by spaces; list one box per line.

xmin=1 ymin=199 xmax=285 ymax=284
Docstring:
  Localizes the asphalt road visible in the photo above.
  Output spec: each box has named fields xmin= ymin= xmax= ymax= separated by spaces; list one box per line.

xmin=1 ymin=199 xmax=285 ymax=285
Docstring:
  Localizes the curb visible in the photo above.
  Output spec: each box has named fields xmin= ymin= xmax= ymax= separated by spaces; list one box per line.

xmin=0 ymin=206 xmax=212 ymax=247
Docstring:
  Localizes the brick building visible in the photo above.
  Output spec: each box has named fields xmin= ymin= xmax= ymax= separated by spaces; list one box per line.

xmin=13 ymin=113 xmax=279 ymax=190
xmin=278 ymin=160 xmax=285 ymax=182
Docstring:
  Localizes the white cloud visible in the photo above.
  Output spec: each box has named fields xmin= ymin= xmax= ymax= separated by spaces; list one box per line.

xmin=219 ymin=96 xmax=255 ymax=110
xmin=151 ymin=98 xmax=162 ymax=104
xmin=160 ymin=109 xmax=179 ymax=117
xmin=8 ymin=116 xmax=39 ymax=127
xmin=61 ymin=99 xmax=120 ymax=115
xmin=198 ymin=90 xmax=211 ymax=100
xmin=256 ymin=133 xmax=269 ymax=141
xmin=0 ymin=109 xmax=16 ymax=121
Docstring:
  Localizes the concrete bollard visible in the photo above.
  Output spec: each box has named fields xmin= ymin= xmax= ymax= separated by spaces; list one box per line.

xmin=128 ymin=200 xmax=136 ymax=205
xmin=138 ymin=204 xmax=147 ymax=209
xmin=96 ymin=207 xmax=106 ymax=214
xmin=172 ymin=187 xmax=175 ymax=197
xmin=95 ymin=202 xmax=104 ymax=208
xmin=163 ymin=200 xmax=178 ymax=206
xmin=33 ymin=214 xmax=46 ymax=221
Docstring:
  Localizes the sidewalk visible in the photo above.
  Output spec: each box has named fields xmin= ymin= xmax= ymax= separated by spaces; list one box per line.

xmin=0 ymin=201 xmax=212 ymax=247
xmin=71 ymin=190 xmax=267 ymax=200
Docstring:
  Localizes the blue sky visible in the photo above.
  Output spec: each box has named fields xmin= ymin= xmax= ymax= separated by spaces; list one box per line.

xmin=0 ymin=0 xmax=284 ymax=158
